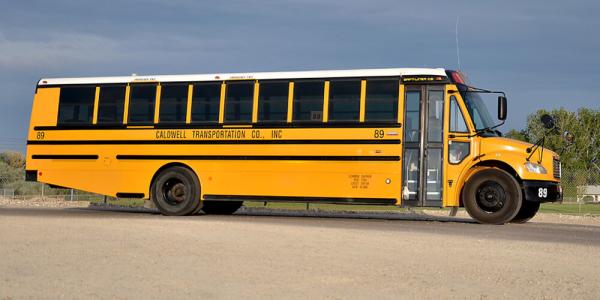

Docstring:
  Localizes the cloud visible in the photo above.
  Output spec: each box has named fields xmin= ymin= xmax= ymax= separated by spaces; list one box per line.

xmin=0 ymin=32 xmax=120 ymax=69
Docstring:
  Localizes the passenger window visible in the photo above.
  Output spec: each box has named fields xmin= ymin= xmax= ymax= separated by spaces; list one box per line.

xmin=97 ymin=85 xmax=126 ymax=124
xmin=191 ymin=83 xmax=220 ymax=123
xmin=293 ymin=81 xmax=324 ymax=122
xmin=258 ymin=81 xmax=288 ymax=122
xmin=159 ymin=84 xmax=188 ymax=124
xmin=57 ymin=86 xmax=96 ymax=125
xmin=225 ymin=81 xmax=253 ymax=123
xmin=365 ymin=79 xmax=398 ymax=123
xmin=128 ymin=84 xmax=157 ymax=125
xmin=328 ymin=80 xmax=360 ymax=122
xmin=449 ymin=96 xmax=468 ymax=133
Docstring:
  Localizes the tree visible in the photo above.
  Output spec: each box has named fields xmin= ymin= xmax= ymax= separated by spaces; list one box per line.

xmin=509 ymin=108 xmax=600 ymax=195
xmin=504 ymin=129 xmax=529 ymax=142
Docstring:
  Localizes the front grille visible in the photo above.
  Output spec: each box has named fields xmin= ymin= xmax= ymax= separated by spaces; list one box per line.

xmin=553 ymin=158 xmax=561 ymax=179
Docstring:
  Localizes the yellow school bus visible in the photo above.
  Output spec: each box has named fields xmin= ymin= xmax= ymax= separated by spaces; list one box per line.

xmin=25 ymin=68 xmax=562 ymax=224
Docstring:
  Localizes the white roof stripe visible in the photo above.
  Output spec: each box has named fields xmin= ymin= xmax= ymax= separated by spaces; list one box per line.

xmin=38 ymin=68 xmax=447 ymax=86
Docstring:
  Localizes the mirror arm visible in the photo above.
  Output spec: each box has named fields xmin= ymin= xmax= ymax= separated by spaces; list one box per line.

xmin=526 ymin=136 xmax=545 ymax=161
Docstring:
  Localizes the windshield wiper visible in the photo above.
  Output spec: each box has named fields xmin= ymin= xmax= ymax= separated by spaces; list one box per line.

xmin=475 ymin=123 xmax=504 ymax=136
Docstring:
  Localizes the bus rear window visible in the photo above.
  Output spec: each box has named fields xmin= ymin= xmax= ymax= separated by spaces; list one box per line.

xmin=57 ymin=86 xmax=95 ymax=125
xmin=128 ymin=84 xmax=157 ymax=125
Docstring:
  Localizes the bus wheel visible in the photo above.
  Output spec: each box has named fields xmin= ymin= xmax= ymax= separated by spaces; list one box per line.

xmin=462 ymin=169 xmax=522 ymax=224
xmin=510 ymin=201 xmax=540 ymax=223
xmin=151 ymin=166 xmax=201 ymax=216
xmin=202 ymin=201 xmax=243 ymax=215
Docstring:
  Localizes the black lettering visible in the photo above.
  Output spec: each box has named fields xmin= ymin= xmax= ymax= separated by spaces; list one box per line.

xmin=272 ymin=130 xmax=282 ymax=139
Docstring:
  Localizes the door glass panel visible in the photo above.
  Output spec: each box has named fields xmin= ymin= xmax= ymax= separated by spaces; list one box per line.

xmin=427 ymin=90 xmax=444 ymax=142
xmin=426 ymin=148 xmax=442 ymax=201
xmin=404 ymin=91 xmax=421 ymax=142
xmin=402 ymin=148 xmax=420 ymax=201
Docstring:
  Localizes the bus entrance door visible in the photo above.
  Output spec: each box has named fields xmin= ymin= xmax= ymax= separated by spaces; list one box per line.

xmin=402 ymin=85 xmax=444 ymax=207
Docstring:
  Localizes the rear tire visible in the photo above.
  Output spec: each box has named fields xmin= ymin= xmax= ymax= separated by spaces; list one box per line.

xmin=202 ymin=201 xmax=243 ymax=215
xmin=462 ymin=168 xmax=522 ymax=224
xmin=510 ymin=201 xmax=540 ymax=223
xmin=151 ymin=166 xmax=201 ymax=216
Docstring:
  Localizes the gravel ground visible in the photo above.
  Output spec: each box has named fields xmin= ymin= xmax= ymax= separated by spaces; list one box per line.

xmin=0 ymin=197 xmax=90 ymax=208
xmin=0 ymin=207 xmax=599 ymax=299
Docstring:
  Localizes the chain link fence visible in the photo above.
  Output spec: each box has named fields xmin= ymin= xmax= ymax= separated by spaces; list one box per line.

xmin=562 ymin=168 xmax=600 ymax=203
xmin=0 ymin=181 xmax=113 ymax=202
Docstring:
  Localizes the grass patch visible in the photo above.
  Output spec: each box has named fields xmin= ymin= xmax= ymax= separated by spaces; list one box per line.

xmin=539 ymin=203 xmax=600 ymax=215
xmin=88 ymin=198 xmax=146 ymax=207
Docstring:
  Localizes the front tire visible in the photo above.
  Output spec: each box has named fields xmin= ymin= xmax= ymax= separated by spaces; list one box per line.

xmin=510 ymin=201 xmax=540 ymax=223
xmin=151 ymin=166 xmax=201 ymax=216
xmin=202 ymin=201 xmax=243 ymax=215
xmin=462 ymin=168 xmax=522 ymax=224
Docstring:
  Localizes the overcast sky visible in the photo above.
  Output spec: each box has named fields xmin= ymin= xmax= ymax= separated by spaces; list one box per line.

xmin=1 ymin=0 xmax=598 ymax=152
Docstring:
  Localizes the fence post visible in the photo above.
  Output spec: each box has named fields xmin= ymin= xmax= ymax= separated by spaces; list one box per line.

xmin=70 ymin=189 xmax=74 ymax=201
xmin=41 ymin=183 xmax=44 ymax=199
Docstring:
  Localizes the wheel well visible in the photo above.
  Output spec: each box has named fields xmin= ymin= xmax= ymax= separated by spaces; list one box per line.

xmin=149 ymin=162 xmax=199 ymax=197
xmin=458 ymin=160 xmax=522 ymax=207
xmin=474 ymin=160 xmax=522 ymax=183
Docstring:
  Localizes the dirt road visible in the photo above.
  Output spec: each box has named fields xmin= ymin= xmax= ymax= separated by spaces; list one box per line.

xmin=1 ymin=207 xmax=599 ymax=299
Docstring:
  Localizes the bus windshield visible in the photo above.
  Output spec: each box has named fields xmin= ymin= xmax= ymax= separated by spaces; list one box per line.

xmin=460 ymin=90 xmax=496 ymax=132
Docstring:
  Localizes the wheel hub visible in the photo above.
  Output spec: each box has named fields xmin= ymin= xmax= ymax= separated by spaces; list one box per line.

xmin=476 ymin=181 xmax=506 ymax=212
xmin=163 ymin=179 xmax=187 ymax=205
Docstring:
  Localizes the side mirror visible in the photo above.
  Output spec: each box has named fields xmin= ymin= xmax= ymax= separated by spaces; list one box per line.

xmin=497 ymin=96 xmax=507 ymax=120
xmin=563 ymin=131 xmax=575 ymax=144
xmin=541 ymin=114 xmax=555 ymax=129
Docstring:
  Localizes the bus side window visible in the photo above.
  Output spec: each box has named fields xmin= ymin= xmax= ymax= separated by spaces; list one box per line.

xmin=57 ymin=86 xmax=96 ymax=125
xmin=364 ymin=79 xmax=399 ymax=123
xmin=449 ymin=96 xmax=468 ymax=133
xmin=293 ymin=80 xmax=324 ymax=122
xmin=224 ymin=81 xmax=253 ymax=123
xmin=328 ymin=79 xmax=360 ymax=122
xmin=159 ymin=83 xmax=188 ymax=124
xmin=97 ymin=85 xmax=126 ymax=124
xmin=448 ymin=96 xmax=470 ymax=164
xmin=128 ymin=84 xmax=157 ymax=125
xmin=191 ymin=83 xmax=220 ymax=123
xmin=258 ymin=81 xmax=288 ymax=123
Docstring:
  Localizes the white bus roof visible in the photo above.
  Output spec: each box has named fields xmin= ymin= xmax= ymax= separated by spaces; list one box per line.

xmin=38 ymin=68 xmax=447 ymax=86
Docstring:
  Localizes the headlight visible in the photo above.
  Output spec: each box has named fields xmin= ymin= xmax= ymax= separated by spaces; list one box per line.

xmin=525 ymin=162 xmax=547 ymax=174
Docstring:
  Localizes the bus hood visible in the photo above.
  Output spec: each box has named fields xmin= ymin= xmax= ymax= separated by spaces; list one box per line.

xmin=479 ymin=137 xmax=559 ymax=181
xmin=480 ymin=137 xmax=558 ymax=159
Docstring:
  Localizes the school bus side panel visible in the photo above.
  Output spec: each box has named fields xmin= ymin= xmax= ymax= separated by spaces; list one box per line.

xmin=27 ymin=128 xmax=402 ymax=201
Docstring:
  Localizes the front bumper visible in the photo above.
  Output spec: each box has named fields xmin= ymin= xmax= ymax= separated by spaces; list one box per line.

xmin=522 ymin=180 xmax=562 ymax=203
